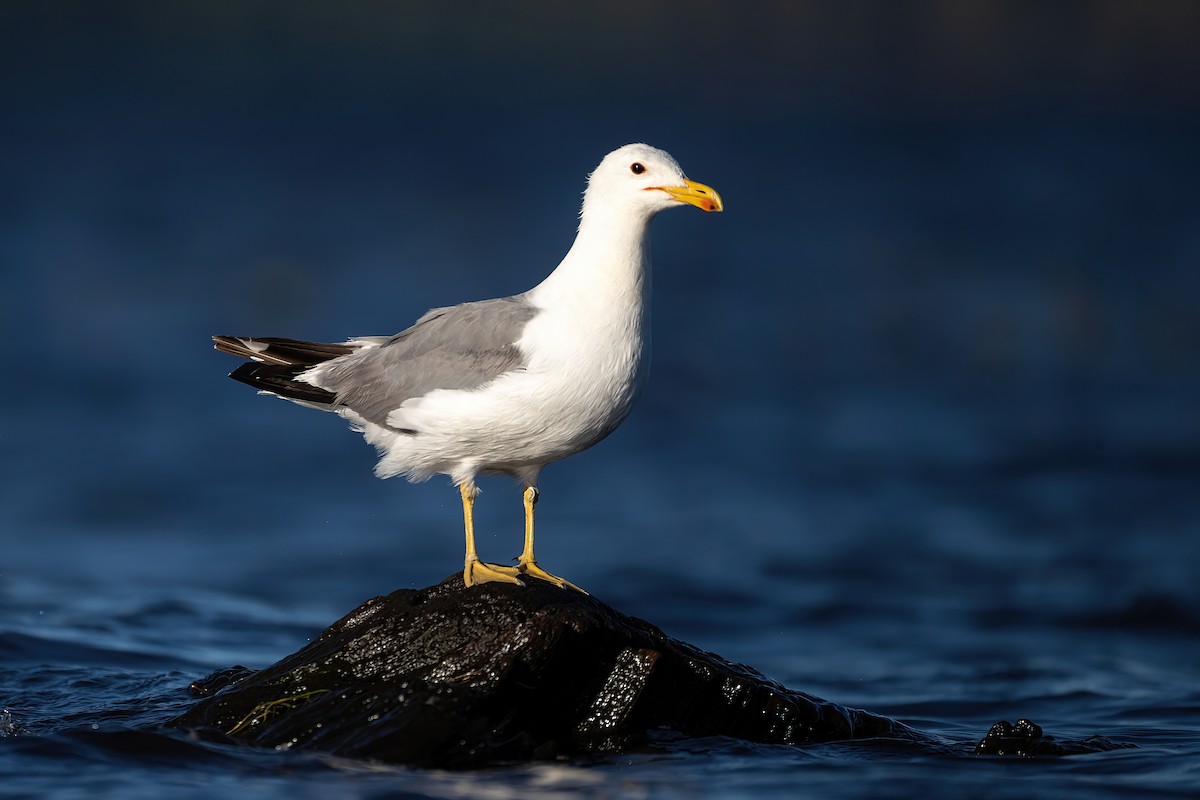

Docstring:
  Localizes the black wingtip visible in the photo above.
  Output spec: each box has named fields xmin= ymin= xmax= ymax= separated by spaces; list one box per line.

xmin=213 ymin=335 xmax=360 ymax=366
xmin=228 ymin=362 xmax=337 ymax=405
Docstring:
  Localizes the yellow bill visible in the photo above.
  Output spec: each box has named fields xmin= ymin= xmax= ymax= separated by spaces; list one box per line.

xmin=657 ymin=179 xmax=724 ymax=212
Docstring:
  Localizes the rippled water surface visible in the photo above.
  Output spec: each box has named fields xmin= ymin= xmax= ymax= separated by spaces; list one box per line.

xmin=4 ymin=5 xmax=1200 ymax=798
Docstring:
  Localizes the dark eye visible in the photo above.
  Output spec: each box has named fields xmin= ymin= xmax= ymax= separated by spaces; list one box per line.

xmin=630 ymin=162 xmax=645 ymax=174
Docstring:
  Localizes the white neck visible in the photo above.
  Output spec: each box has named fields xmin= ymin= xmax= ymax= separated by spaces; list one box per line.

xmin=529 ymin=200 xmax=655 ymax=312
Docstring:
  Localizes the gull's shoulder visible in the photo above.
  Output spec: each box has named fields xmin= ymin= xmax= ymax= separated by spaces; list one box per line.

xmin=384 ymin=294 xmax=539 ymax=354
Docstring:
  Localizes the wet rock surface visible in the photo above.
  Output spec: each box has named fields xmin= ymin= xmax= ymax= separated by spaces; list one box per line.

xmin=973 ymin=718 xmax=1135 ymax=757
xmin=169 ymin=574 xmax=920 ymax=766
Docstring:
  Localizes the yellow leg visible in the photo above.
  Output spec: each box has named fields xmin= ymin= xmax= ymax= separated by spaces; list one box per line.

xmin=516 ymin=486 xmax=587 ymax=594
xmin=460 ymin=482 xmax=522 ymax=587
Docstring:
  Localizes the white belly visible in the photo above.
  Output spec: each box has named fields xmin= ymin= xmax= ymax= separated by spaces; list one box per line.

xmin=363 ymin=301 xmax=647 ymax=485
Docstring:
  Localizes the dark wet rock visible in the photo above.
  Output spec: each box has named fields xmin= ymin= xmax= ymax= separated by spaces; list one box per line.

xmin=974 ymin=718 xmax=1134 ymax=757
xmin=169 ymin=574 xmax=921 ymax=767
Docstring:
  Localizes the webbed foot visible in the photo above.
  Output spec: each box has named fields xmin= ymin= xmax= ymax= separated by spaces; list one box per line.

xmin=464 ymin=559 xmax=524 ymax=588
xmin=517 ymin=560 xmax=587 ymax=594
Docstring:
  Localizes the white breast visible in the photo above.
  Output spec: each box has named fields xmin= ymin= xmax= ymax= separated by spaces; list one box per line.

xmin=515 ymin=285 xmax=649 ymax=458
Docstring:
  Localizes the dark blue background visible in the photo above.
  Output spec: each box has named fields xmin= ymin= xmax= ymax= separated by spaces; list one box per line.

xmin=3 ymin=3 xmax=1199 ymax=798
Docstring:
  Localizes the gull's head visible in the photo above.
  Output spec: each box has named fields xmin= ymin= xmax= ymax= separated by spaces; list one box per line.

xmin=581 ymin=143 xmax=724 ymax=222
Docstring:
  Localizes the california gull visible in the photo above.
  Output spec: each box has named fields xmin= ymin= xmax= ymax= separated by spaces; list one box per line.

xmin=214 ymin=143 xmax=723 ymax=592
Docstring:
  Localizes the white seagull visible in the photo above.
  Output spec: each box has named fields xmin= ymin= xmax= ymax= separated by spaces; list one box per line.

xmin=214 ymin=143 xmax=723 ymax=592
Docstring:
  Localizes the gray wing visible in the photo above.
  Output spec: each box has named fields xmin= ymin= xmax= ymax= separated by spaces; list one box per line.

xmin=311 ymin=295 xmax=537 ymax=429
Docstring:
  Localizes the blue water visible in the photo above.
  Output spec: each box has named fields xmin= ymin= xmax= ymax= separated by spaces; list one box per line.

xmin=4 ymin=5 xmax=1200 ymax=798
